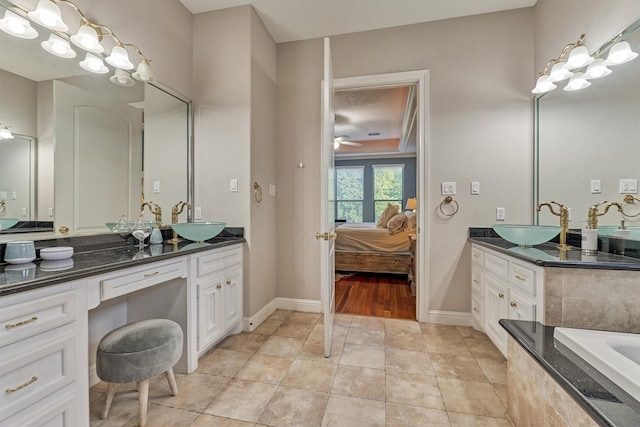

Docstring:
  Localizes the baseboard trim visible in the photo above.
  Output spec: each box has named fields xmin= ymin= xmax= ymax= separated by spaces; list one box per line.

xmin=428 ymin=310 xmax=472 ymax=327
xmin=243 ymin=297 xmax=322 ymax=332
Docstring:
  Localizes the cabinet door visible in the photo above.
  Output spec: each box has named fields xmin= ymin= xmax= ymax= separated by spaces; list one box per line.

xmin=509 ymin=290 xmax=536 ymax=322
xmin=197 ymin=277 xmax=223 ymax=351
xmin=223 ymin=269 xmax=242 ymax=329
xmin=484 ymin=276 xmax=508 ymax=356
xmin=471 ymin=293 xmax=484 ymax=331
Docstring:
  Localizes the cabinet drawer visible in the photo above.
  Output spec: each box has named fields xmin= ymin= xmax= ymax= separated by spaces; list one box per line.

xmin=471 ymin=267 xmax=483 ymax=297
xmin=471 ymin=246 xmax=484 ymax=266
xmin=0 ymin=386 xmax=76 ymax=427
xmin=0 ymin=326 xmax=76 ymax=422
xmin=509 ymin=290 xmax=536 ymax=322
xmin=98 ymin=259 xmax=187 ymax=301
xmin=0 ymin=291 xmax=76 ymax=348
xmin=484 ymin=252 xmax=508 ymax=280
xmin=471 ymin=293 xmax=483 ymax=330
xmin=510 ymin=262 xmax=537 ymax=296
xmin=197 ymin=246 xmax=242 ymax=278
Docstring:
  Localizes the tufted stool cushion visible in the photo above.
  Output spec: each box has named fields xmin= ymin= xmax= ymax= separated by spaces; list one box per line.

xmin=96 ymin=319 xmax=183 ymax=426
xmin=97 ymin=319 xmax=183 ymax=383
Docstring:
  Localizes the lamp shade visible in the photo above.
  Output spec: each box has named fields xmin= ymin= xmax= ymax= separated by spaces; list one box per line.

xmin=405 ymin=198 xmax=417 ymax=211
xmin=563 ymin=72 xmax=591 ymax=92
xmin=0 ymin=10 xmax=38 ymax=39
xmin=584 ymin=59 xmax=611 ymax=79
xmin=106 ymin=45 xmax=134 ymax=70
xmin=110 ymin=68 xmax=135 ymax=86
xmin=532 ymin=75 xmax=557 ymax=94
xmin=0 ymin=127 xmax=14 ymax=139
xmin=549 ymin=62 xmax=573 ymax=82
xmin=132 ymin=60 xmax=156 ymax=83
xmin=41 ymin=33 xmax=76 ymax=58
xmin=28 ymin=0 xmax=68 ymax=32
xmin=79 ymin=52 xmax=108 ymax=74
xmin=565 ymin=45 xmax=594 ymax=69
xmin=603 ymin=41 xmax=638 ymax=66
xmin=70 ymin=25 xmax=104 ymax=54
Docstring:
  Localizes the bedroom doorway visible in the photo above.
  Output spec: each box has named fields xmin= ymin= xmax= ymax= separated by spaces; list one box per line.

xmin=329 ymin=70 xmax=428 ymax=322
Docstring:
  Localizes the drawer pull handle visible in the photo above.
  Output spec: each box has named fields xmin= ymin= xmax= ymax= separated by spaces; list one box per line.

xmin=144 ymin=271 xmax=160 ymax=278
xmin=473 ymin=254 xmax=480 ymax=258
xmin=510 ymin=301 xmax=517 ymax=308
xmin=473 ymin=279 xmax=479 ymax=284
xmin=6 ymin=376 xmax=38 ymax=394
xmin=473 ymin=307 xmax=479 ymax=312
xmin=216 ymin=284 xmax=222 ymax=289
xmin=5 ymin=316 xmax=38 ymax=330
xmin=226 ymin=279 xmax=232 ymax=285
xmin=498 ymin=293 xmax=504 ymax=298
xmin=515 ymin=274 xmax=526 ymax=282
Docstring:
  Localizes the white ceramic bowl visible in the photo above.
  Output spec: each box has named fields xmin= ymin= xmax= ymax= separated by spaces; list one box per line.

xmin=40 ymin=246 xmax=74 ymax=261
xmin=4 ymin=241 xmax=36 ymax=264
xmin=40 ymin=258 xmax=74 ymax=271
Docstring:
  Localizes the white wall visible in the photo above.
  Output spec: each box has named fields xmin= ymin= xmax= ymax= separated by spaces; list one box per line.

xmin=276 ymin=9 xmax=535 ymax=313
xmin=0 ymin=69 xmax=37 ymax=136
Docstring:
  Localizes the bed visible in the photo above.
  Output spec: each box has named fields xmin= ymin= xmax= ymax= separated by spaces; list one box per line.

xmin=334 ymin=222 xmax=412 ymax=275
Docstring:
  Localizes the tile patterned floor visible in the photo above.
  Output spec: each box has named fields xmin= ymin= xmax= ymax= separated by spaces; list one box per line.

xmin=89 ymin=310 xmax=513 ymax=426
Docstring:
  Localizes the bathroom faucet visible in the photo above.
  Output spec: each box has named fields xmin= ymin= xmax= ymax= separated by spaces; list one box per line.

xmin=141 ymin=201 xmax=162 ymax=225
xmin=587 ymin=200 xmax=623 ymax=230
xmin=169 ymin=201 xmax=191 ymax=243
xmin=537 ymin=201 xmax=570 ymax=249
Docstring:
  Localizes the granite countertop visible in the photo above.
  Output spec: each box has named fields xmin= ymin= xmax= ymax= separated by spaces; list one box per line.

xmin=0 ymin=230 xmax=245 ymax=297
xmin=469 ymin=228 xmax=640 ymax=271
xmin=500 ymin=320 xmax=640 ymax=427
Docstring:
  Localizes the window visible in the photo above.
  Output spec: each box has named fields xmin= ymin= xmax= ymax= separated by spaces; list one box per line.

xmin=336 ymin=166 xmax=364 ymax=222
xmin=373 ymin=164 xmax=404 ymax=220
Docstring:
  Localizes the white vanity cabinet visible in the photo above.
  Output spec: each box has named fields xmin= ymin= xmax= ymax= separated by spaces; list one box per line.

xmin=192 ymin=245 xmax=243 ymax=355
xmin=0 ymin=282 xmax=88 ymax=426
xmin=471 ymin=244 xmax=543 ymax=356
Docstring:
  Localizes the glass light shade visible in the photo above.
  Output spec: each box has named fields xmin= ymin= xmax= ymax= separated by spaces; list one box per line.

xmin=405 ymin=198 xmax=417 ymax=211
xmin=70 ymin=25 xmax=104 ymax=54
xmin=565 ymin=45 xmax=594 ymax=69
xmin=603 ymin=41 xmax=638 ymax=66
xmin=563 ymin=72 xmax=591 ymax=91
xmin=105 ymin=45 xmax=134 ymax=70
xmin=79 ymin=52 xmax=108 ymax=74
xmin=532 ymin=75 xmax=557 ymax=94
xmin=41 ymin=33 xmax=76 ymax=58
xmin=549 ymin=62 xmax=573 ymax=82
xmin=28 ymin=0 xmax=68 ymax=32
xmin=0 ymin=128 xmax=14 ymax=139
xmin=0 ymin=10 xmax=38 ymax=39
xmin=110 ymin=68 xmax=135 ymax=86
xmin=132 ymin=60 xmax=156 ymax=83
xmin=584 ymin=59 xmax=612 ymax=79
xmin=333 ymin=139 xmax=340 ymax=150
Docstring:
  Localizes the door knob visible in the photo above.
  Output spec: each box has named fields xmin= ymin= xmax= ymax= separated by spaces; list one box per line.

xmin=316 ymin=232 xmax=337 ymax=241
xmin=58 ymin=225 xmax=69 ymax=234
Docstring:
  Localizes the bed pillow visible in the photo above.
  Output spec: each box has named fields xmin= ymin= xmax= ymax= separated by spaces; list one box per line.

xmin=377 ymin=203 xmax=399 ymax=228
xmin=405 ymin=210 xmax=417 ymax=230
xmin=387 ymin=213 xmax=407 ymax=235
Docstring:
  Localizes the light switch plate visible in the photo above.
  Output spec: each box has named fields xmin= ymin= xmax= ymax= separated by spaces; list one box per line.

xmin=0 ymin=191 xmax=5 ymax=200
xmin=230 ymin=179 xmax=238 ymax=192
xmin=496 ymin=207 xmax=506 ymax=221
xmin=591 ymin=179 xmax=601 ymax=194
xmin=269 ymin=184 xmax=277 ymax=197
xmin=470 ymin=181 xmax=480 ymax=195
xmin=620 ymin=179 xmax=638 ymax=194
xmin=194 ymin=206 xmax=202 ymax=220
xmin=11 ymin=191 xmax=16 ymax=200
xmin=441 ymin=182 xmax=456 ymax=195
xmin=153 ymin=181 xmax=160 ymax=194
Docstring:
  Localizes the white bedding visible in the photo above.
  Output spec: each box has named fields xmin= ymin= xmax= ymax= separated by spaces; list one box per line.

xmin=335 ymin=222 xmax=411 ymax=252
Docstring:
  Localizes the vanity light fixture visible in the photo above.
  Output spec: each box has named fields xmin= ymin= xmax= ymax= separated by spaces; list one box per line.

xmin=548 ymin=62 xmax=573 ymax=82
xmin=532 ymin=34 xmax=593 ymax=93
xmin=0 ymin=9 xmax=37 ymax=39
xmin=603 ymin=41 xmax=638 ymax=66
xmin=41 ymin=33 xmax=76 ymax=58
xmin=0 ymin=124 xmax=14 ymax=140
xmin=79 ymin=52 xmax=108 ymax=74
xmin=563 ymin=72 xmax=591 ymax=92
xmin=584 ymin=59 xmax=612 ymax=79
xmin=4 ymin=0 xmax=154 ymax=85
xmin=110 ymin=68 xmax=135 ymax=87
xmin=531 ymin=75 xmax=557 ymax=94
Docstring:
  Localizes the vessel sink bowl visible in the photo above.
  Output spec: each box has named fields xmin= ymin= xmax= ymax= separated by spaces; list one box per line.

xmin=597 ymin=226 xmax=640 ymax=239
xmin=555 ymin=327 xmax=640 ymax=402
xmin=493 ymin=224 xmax=561 ymax=247
xmin=0 ymin=218 xmax=19 ymax=231
xmin=171 ymin=222 xmax=226 ymax=242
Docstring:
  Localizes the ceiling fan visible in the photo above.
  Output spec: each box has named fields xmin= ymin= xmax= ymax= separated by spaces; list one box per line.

xmin=333 ymin=135 xmax=362 ymax=149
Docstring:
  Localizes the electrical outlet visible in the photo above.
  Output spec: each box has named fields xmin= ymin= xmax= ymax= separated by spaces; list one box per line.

xmin=496 ymin=207 xmax=506 ymax=221
xmin=620 ymin=179 xmax=638 ymax=194
xmin=470 ymin=181 xmax=480 ymax=195
xmin=441 ymin=182 xmax=456 ymax=195
xmin=194 ymin=206 xmax=202 ymax=220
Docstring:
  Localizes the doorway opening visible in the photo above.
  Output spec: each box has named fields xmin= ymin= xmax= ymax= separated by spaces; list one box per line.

xmin=331 ymin=71 xmax=428 ymax=322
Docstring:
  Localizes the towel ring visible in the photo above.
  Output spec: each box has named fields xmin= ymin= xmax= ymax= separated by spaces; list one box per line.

xmin=253 ymin=182 xmax=262 ymax=204
xmin=0 ymin=199 xmax=5 ymax=215
xmin=439 ymin=196 xmax=459 ymax=217
xmin=622 ymin=195 xmax=640 ymax=217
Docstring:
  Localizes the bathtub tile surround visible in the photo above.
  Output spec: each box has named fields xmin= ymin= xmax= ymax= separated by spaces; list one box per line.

xmin=89 ymin=310 xmax=511 ymax=426
xmin=502 ymin=320 xmax=640 ymax=426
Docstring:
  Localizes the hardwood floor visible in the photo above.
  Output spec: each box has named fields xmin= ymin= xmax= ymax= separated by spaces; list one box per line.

xmin=335 ymin=273 xmax=416 ymax=319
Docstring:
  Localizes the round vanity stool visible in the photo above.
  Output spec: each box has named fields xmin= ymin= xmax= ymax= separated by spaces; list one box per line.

xmin=96 ymin=319 xmax=183 ymax=427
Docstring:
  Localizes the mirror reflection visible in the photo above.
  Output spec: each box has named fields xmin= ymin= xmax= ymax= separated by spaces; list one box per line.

xmin=536 ymin=18 xmax=640 ymax=239
xmin=0 ymin=0 xmax=191 ymax=235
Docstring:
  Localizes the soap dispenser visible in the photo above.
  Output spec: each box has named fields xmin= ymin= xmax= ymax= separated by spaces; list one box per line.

xmin=150 ymin=224 xmax=163 ymax=244
xmin=614 ymin=220 xmax=631 ymax=238
xmin=581 ymin=223 xmax=598 ymax=255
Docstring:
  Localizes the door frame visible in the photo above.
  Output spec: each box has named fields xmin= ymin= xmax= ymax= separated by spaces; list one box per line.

xmin=332 ymin=70 xmax=429 ymax=322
